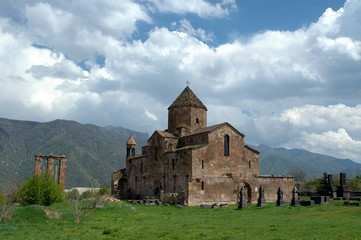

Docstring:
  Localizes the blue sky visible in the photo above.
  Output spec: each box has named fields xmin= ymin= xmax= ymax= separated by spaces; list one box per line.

xmin=1 ymin=0 xmax=361 ymax=163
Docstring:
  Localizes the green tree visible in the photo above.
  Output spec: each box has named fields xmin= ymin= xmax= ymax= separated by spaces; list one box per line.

xmin=18 ymin=174 xmax=65 ymax=205
xmin=316 ymin=171 xmax=329 ymax=195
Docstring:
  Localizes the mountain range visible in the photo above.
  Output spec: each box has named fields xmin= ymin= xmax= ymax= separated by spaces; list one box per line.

xmin=0 ymin=117 xmax=360 ymax=189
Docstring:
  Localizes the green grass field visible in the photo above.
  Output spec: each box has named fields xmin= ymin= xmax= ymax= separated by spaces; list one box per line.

xmin=1 ymin=200 xmax=360 ymax=240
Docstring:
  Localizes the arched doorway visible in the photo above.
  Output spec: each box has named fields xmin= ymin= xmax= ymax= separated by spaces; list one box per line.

xmin=153 ymin=179 xmax=162 ymax=198
xmin=240 ymin=182 xmax=252 ymax=203
xmin=118 ymin=178 xmax=129 ymax=199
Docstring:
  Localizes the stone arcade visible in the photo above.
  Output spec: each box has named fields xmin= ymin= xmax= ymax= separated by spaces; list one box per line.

xmin=34 ymin=154 xmax=67 ymax=188
xmin=112 ymin=87 xmax=294 ymax=206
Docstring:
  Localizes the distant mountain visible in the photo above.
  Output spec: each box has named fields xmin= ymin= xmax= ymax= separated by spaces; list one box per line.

xmin=2 ymin=117 xmax=361 ymax=190
xmin=0 ymin=118 xmax=148 ymax=189
xmin=252 ymin=144 xmax=361 ymax=178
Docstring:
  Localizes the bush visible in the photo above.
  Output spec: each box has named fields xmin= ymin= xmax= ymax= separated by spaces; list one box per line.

xmin=80 ymin=190 xmax=96 ymax=200
xmin=99 ymin=187 xmax=110 ymax=196
xmin=17 ymin=174 xmax=65 ymax=206
xmin=67 ymin=188 xmax=80 ymax=201
xmin=0 ymin=190 xmax=4 ymax=205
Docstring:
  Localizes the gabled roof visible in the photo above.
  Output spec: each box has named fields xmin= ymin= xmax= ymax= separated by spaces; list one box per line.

xmin=245 ymin=145 xmax=260 ymax=154
xmin=187 ymin=122 xmax=245 ymax=137
xmin=168 ymin=86 xmax=207 ymax=110
xmin=148 ymin=130 xmax=177 ymax=142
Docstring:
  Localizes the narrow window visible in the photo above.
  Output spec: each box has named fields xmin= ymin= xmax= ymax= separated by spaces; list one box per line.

xmin=201 ymin=181 xmax=205 ymax=190
xmin=163 ymin=175 xmax=166 ymax=191
xmin=173 ymin=175 xmax=176 ymax=192
xmin=141 ymin=162 xmax=143 ymax=173
xmin=172 ymin=159 xmax=175 ymax=170
xmin=249 ymin=161 xmax=251 ymax=169
xmin=196 ymin=118 xmax=199 ymax=123
xmin=201 ymin=160 xmax=204 ymax=169
xmin=155 ymin=147 xmax=158 ymax=161
xmin=224 ymin=135 xmax=230 ymax=156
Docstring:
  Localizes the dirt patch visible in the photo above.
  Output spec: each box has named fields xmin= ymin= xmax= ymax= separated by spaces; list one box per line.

xmin=43 ymin=208 xmax=61 ymax=219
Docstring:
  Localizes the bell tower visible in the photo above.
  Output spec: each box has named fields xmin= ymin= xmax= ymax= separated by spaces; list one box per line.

xmin=126 ymin=136 xmax=136 ymax=157
xmin=168 ymin=86 xmax=207 ymax=136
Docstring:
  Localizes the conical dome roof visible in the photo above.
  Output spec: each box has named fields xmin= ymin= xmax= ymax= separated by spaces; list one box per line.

xmin=168 ymin=86 xmax=207 ymax=110
xmin=126 ymin=136 xmax=136 ymax=145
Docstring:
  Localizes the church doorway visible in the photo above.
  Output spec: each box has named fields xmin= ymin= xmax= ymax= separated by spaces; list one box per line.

xmin=240 ymin=182 xmax=252 ymax=203
xmin=118 ymin=178 xmax=129 ymax=199
xmin=153 ymin=179 xmax=162 ymax=198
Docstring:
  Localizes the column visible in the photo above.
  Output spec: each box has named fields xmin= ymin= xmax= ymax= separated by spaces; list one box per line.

xmin=34 ymin=155 xmax=43 ymax=176
xmin=58 ymin=157 xmax=67 ymax=188
xmin=47 ymin=157 xmax=55 ymax=178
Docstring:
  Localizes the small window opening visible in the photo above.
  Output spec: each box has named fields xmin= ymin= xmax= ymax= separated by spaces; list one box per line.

xmin=201 ymin=181 xmax=205 ymax=190
xmin=249 ymin=161 xmax=251 ymax=169
xmin=141 ymin=162 xmax=143 ymax=173
xmin=224 ymin=135 xmax=230 ymax=156
xmin=196 ymin=118 xmax=199 ymax=123
xmin=155 ymin=147 xmax=158 ymax=161
xmin=173 ymin=175 xmax=176 ymax=192
xmin=172 ymin=159 xmax=175 ymax=170
xmin=201 ymin=160 xmax=204 ymax=169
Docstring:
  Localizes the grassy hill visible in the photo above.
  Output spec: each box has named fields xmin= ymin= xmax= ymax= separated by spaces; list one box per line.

xmin=0 ymin=118 xmax=148 ymax=189
xmin=253 ymin=144 xmax=361 ymax=178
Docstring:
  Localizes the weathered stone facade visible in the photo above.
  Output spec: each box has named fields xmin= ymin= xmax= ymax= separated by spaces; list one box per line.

xmin=112 ymin=87 xmax=294 ymax=206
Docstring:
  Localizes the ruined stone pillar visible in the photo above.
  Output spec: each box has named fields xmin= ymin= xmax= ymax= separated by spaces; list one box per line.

xmin=34 ymin=155 xmax=43 ymax=176
xmin=58 ymin=157 xmax=67 ymax=188
xmin=47 ymin=157 xmax=55 ymax=177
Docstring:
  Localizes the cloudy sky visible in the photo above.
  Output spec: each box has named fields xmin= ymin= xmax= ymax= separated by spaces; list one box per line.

xmin=1 ymin=0 xmax=361 ymax=162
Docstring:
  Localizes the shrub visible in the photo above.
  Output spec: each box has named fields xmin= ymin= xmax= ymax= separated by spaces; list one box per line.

xmin=0 ymin=183 xmax=19 ymax=222
xmin=80 ymin=190 xmax=96 ymax=200
xmin=67 ymin=188 xmax=80 ymax=201
xmin=99 ymin=187 xmax=110 ymax=196
xmin=17 ymin=174 xmax=65 ymax=206
xmin=0 ymin=190 xmax=4 ymax=205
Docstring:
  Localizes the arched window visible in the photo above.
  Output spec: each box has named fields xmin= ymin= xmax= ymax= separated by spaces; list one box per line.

xmin=224 ymin=135 xmax=230 ymax=156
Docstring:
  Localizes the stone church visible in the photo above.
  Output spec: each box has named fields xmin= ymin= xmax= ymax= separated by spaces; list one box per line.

xmin=112 ymin=87 xmax=294 ymax=206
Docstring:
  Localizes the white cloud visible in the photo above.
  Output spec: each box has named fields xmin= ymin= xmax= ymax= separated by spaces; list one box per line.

xmin=290 ymin=129 xmax=361 ymax=161
xmin=280 ymin=104 xmax=361 ymax=132
xmin=174 ymin=19 xmax=215 ymax=42
xmin=1 ymin=0 xmax=361 ymax=163
xmin=145 ymin=109 xmax=158 ymax=121
xmin=145 ymin=0 xmax=236 ymax=18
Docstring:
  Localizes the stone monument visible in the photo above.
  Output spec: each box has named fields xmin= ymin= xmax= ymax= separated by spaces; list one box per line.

xmin=238 ymin=186 xmax=247 ymax=209
xmin=257 ymin=185 xmax=267 ymax=207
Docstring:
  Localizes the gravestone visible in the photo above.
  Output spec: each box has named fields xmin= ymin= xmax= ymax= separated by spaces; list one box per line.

xmin=327 ymin=174 xmax=337 ymax=198
xmin=238 ymin=186 xmax=247 ymax=209
xmin=291 ymin=186 xmax=299 ymax=206
xmin=337 ymin=173 xmax=350 ymax=200
xmin=276 ymin=187 xmax=285 ymax=207
xmin=257 ymin=185 xmax=267 ymax=207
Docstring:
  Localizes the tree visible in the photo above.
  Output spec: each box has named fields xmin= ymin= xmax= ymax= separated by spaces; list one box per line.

xmin=316 ymin=171 xmax=329 ymax=195
xmin=289 ymin=169 xmax=307 ymax=182
xmin=17 ymin=174 xmax=65 ymax=206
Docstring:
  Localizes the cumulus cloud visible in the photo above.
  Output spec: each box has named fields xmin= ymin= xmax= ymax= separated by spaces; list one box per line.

xmin=1 ymin=0 xmax=361 ymax=162
xmin=172 ymin=19 xmax=215 ymax=42
xmin=145 ymin=0 xmax=237 ymax=18
xmin=290 ymin=129 xmax=361 ymax=161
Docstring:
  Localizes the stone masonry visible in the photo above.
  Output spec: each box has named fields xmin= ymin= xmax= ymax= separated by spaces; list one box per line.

xmin=112 ymin=87 xmax=294 ymax=206
xmin=34 ymin=154 xmax=67 ymax=188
